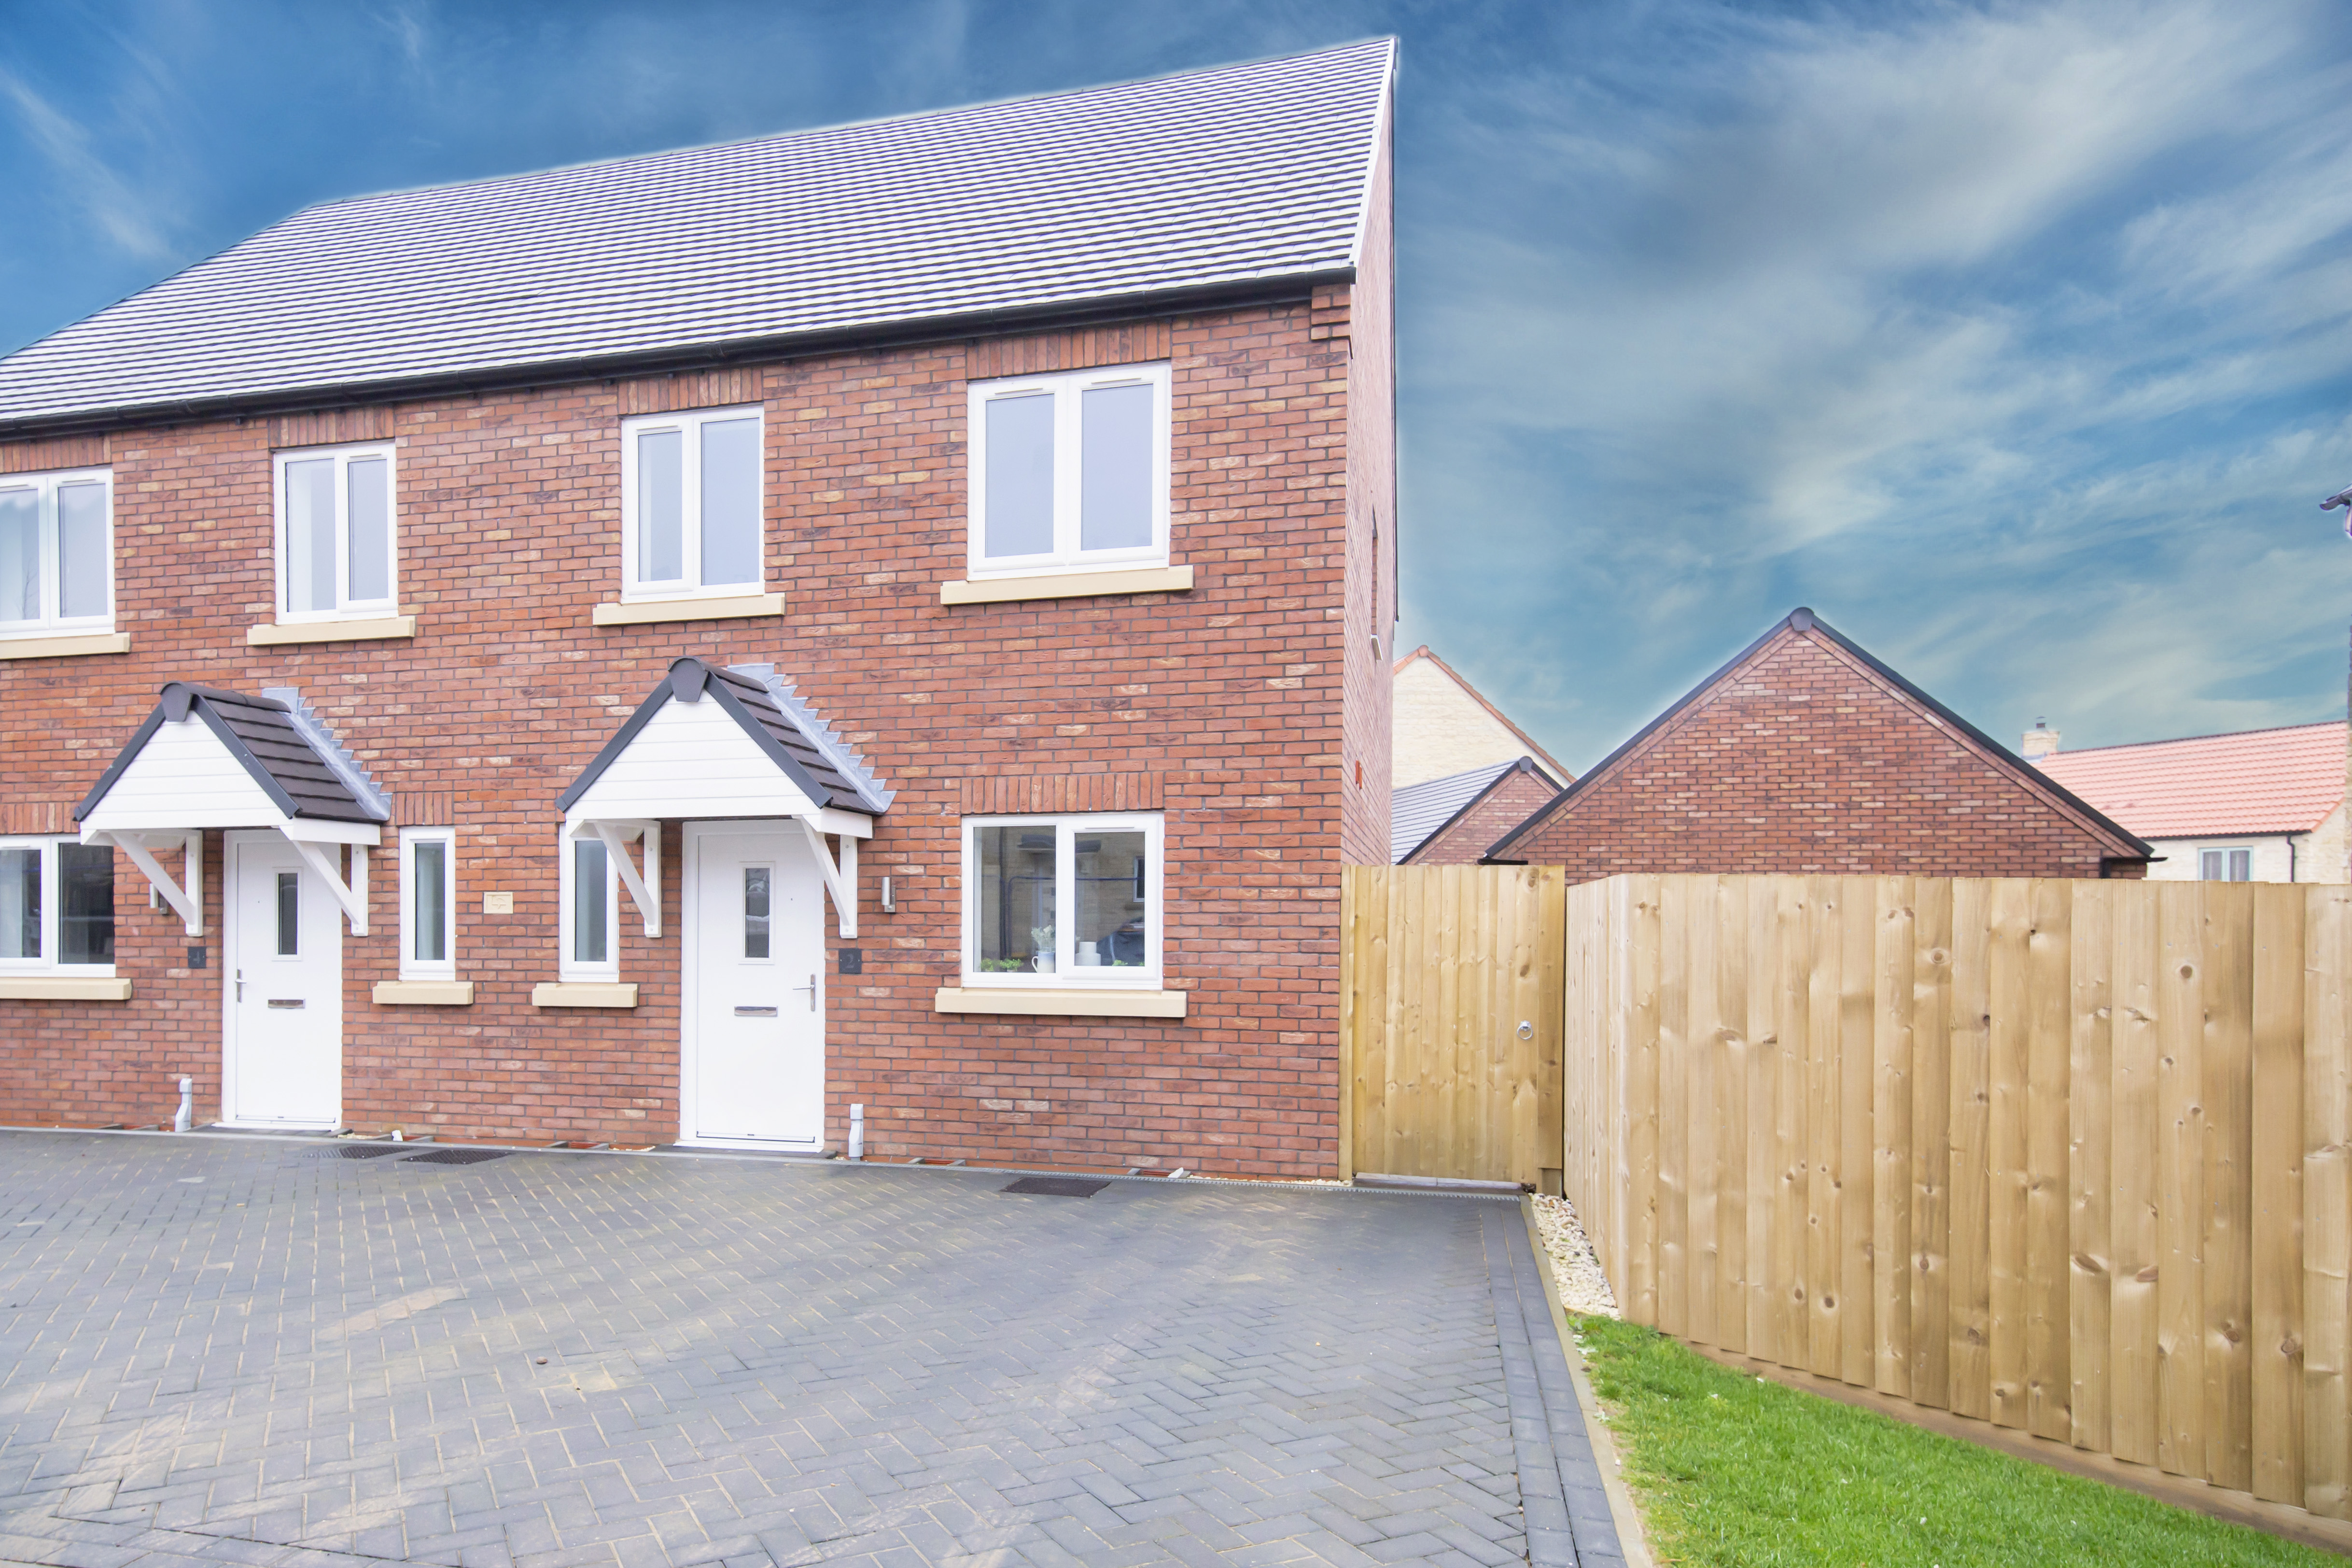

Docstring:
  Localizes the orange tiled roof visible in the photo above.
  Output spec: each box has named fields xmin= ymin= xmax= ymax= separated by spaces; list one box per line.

xmin=2033 ymin=721 xmax=2347 ymax=839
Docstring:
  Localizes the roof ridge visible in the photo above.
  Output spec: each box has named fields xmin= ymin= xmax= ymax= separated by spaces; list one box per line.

xmin=294 ymin=39 xmax=1397 ymax=218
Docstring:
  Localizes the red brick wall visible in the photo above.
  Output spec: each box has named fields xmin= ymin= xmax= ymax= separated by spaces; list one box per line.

xmin=1501 ymin=627 xmax=2144 ymax=880
xmin=1339 ymin=106 xmax=1397 ymax=868
xmin=0 ymin=300 xmax=1378 ymax=1176
xmin=1408 ymin=767 xmax=1559 ymax=865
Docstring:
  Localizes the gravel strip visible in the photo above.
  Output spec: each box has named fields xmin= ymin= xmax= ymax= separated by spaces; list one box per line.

xmin=1532 ymin=1192 xmax=1620 ymax=1317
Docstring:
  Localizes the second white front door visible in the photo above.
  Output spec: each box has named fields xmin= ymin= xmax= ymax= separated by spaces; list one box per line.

xmin=224 ymin=832 xmax=343 ymax=1128
xmin=685 ymin=824 xmax=825 ymax=1148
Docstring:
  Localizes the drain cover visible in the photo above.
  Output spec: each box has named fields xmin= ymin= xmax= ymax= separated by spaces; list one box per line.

xmin=1001 ymin=1176 xmax=1109 ymax=1198
xmin=315 ymin=1144 xmax=414 ymax=1160
xmin=402 ymin=1148 xmax=509 ymax=1167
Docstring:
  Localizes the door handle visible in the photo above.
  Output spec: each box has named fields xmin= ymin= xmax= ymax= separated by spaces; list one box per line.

xmin=235 ymin=968 xmax=245 ymax=1002
xmin=788 ymin=973 xmax=817 ymax=1011
xmin=734 ymin=1005 xmax=779 ymax=1017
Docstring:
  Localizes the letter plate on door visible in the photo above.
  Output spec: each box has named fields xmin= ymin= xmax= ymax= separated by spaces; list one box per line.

xmin=267 ymin=999 xmax=306 ymax=1009
xmin=734 ymin=1005 xmax=779 ymax=1017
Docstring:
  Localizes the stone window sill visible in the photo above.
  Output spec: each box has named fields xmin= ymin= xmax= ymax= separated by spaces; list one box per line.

xmin=933 ymin=985 xmax=1186 ymax=1019
xmin=0 ymin=631 xmax=131 ymax=660
xmin=531 ymin=981 xmax=638 ymax=1008
xmin=939 ymin=565 xmax=1192 ymax=605
xmin=248 ymin=615 xmax=417 ymax=646
xmin=0 ymin=974 xmax=132 ymax=1001
xmin=373 ymin=980 xmax=474 ymax=1006
xmin=591 ymin=592 xmax=784 ymax=627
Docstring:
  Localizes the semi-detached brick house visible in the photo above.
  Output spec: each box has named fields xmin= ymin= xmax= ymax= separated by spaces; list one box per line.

xmin=1484 ymin=609 xmax=2153 ymax=879
xmin=0 ymin=42 xmax=1399 ymax=1179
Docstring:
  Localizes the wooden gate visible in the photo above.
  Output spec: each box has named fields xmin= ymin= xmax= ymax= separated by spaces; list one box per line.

xmin=1338 ymin=864 xmax=1565 ymax=1186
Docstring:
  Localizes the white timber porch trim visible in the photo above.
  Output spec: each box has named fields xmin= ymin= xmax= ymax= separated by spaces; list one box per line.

xmin=568 ymin=818 xmax=661 ymax=938
xmin=798 ymin=817 xmax=858 ymax=940
xmin=86 ymin=831 xmax=204 ymax=936
xmin=286 ymin=838 xmax=371 ymax=936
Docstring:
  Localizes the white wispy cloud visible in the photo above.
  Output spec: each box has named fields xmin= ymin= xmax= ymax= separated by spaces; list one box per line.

xmin=1399 ymin=0 xmax=2352 ymax=757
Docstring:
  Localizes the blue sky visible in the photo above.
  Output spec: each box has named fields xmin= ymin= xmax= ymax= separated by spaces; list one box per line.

xmin=4 ymin=0 xmax=2349 ymax=767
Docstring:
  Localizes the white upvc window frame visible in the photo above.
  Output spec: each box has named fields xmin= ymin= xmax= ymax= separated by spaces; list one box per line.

xmin=0 ymin=466 xmax=114 ymax=639
xmin=958 ymin=812 xmax=1163 ymax=990
xmin=271 ymin=441 xmax=398 ymax=624
xmin=398 ymin=827 xmax=457 ymax=981
xmin=557 ymin=826 xmax=622 ymax=982
xmin=2200 ymin=846 xmax=2254 ymax=882
xmin=0 ymin=835 xmax=117 ymax=977
xmin=966 ymin=362 xmax=1172 ymax=578
xmin=618 ymin=404 xmax=767 ymax=602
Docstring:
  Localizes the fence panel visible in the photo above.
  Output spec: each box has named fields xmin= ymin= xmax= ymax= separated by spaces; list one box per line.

xmin=1561 ymin=874 xmax=2352 ymax=1524
xmin=1339 ymin=865 xmax=1565 ymax=1186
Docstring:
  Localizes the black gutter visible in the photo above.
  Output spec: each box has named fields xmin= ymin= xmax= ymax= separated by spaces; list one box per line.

xmin=0 ymin=272 xmax=1344 ymax=444
xmin=1480 ymin=607 xmax=2158 ymax=865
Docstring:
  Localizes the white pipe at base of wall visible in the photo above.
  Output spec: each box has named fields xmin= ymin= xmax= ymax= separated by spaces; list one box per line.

xmin=173 ymin=1077 xmax=192 ymax=1134
xmin=849 ymin=1104 xmax=865 ymax=1161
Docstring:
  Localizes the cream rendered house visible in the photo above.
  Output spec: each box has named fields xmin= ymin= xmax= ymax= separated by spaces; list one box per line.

xmin=1390 ymin=646 xmax=1568 ymax=790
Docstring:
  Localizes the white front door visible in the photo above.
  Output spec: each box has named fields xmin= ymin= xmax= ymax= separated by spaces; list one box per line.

xmin=684 ymin=824 xmax=825 ymax=1148
xmin=224 ymin=832 xmax=343 ymax=1128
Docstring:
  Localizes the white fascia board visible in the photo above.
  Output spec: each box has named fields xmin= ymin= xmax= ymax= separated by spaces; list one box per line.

xmin=279 ymin=818 xmax=383 ymax=846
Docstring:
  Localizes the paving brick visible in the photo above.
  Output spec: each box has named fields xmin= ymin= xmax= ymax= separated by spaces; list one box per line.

xmin=0 ymin=1131 xmax=1621 ymax=1566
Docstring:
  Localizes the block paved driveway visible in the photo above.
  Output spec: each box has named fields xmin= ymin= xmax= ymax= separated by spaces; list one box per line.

xmin=0 ymin=1132 xmax=1621 ymax=1568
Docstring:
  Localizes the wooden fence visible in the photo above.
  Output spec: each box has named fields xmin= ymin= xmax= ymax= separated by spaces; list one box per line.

xmin=1561 ymin=873 xmax=2352 ymax=1516
xmin=1339 ymin=864 xmax=1566 ymax=1186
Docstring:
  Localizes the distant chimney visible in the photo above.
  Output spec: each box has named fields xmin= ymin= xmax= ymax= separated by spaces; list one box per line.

xmin=2021 ymin=718 xmax=2060 ymax=763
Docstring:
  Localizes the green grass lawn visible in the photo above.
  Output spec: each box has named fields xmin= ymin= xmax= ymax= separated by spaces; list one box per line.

xmin=1571 ymin=1315 xmax=2335 ymax=1567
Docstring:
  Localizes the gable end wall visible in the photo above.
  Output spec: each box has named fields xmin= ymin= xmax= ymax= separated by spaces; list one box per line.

xmin=1502 ymin=629 xmax=2143 ymax=879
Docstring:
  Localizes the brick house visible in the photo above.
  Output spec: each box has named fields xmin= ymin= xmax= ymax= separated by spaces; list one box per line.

xmin=1392 ymin=757 xmax=1559 ymax=864
xmin=1483 ymin=609 xmax=2152 ymax=878
xmin=0 ymin=42 xmax=1399 ymax=1178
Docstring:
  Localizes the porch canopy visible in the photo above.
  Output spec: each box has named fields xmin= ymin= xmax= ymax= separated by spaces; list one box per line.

xmin=74 ymin=683 xmax=389 ymax=936
xmin=557 ymin=658 xmax=888 ymax=938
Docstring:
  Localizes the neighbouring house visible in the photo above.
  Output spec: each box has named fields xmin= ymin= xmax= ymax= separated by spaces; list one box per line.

xmin=0 ymin=42 xmax=1399 ymax=1177
xmin=2030 ymin=720 xmax=2349 ymax=883
xmin=1391 ymin=644 xmax=1570 ymax=790
xmin=1483 ymin=608 xmax=2154 ymax=878
xmin=1392 ymin=757 xmax=1558 ymax=864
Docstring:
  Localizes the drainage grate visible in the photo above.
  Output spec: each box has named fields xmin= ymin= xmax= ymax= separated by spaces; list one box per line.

xmin=316 ymin=1144 xmax=415 ymax=1161
xmin=401 ymin=1148 xmax=509 ymax=1167
xmin=1001 ymin=1176 xmax=1109 ymax=1198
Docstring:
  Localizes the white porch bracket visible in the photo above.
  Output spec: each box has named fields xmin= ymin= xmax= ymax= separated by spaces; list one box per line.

xmin=92 ymin=831 xmax=204 ymax=937
xmin=573 ymin=819 xmax=660 ymax=938
xmin=798 ymin=817 xmax=857 ymax=939
xmin=285 ymin=837 xmax=369 ymax=936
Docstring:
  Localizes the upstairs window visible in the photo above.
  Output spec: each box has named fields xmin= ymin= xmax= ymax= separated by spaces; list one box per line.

xmin=0 ymin=837 xmax=115 ymax=973
xmin=621 ymin=406 xmax=764 ymax=600
xmin=968 ymin=363 xmax=1170 ymax=575
xmin=274 ymin=444 xmax=395 ymax=622
xmin=0 ymin=468 xmax=112 ymax=638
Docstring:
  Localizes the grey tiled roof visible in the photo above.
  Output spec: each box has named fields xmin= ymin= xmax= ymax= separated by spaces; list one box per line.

xmin=1391 ymin=760 xmax=1519 ymax=863
xmin=75 ymin=685 xmax=388 ymax=825
xmin=0 ymin=40 xmax=1395 ymax=433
